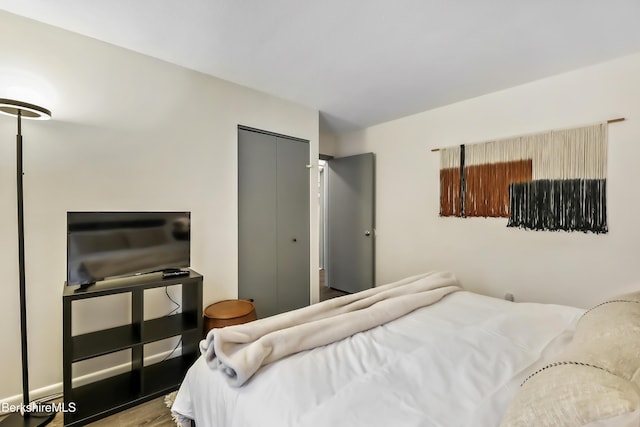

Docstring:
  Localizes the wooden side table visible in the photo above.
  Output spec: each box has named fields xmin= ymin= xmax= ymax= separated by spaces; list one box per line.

xmin=203 ymin=299 xmax=257 ymax=335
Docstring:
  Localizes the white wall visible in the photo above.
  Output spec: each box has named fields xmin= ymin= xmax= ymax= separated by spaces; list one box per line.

xmin=0 ymin=11 xmax=319 ymax=401
xmin=336 ymin=52 xmax=640 ymax=309
xmin=319 ymin=130 xmax=339 ymax=156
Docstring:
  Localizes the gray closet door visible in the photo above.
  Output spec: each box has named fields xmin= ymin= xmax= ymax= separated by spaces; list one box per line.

xmin=276 ymin=136 xmax=310 ymax=313
xmin=238 ymin=129 xmax=278 ymax=316
xmin=238 ymin=128 xmax=309 ymax=318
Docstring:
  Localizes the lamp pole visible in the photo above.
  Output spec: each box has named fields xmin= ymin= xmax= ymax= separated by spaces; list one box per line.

xmin=16 ymin=108 xmax=30 ymax=411
xmin=0 ymin=99 xmax=54 ymax=427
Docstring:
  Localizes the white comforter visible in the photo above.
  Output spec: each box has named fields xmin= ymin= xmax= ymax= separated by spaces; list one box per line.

xmin=172 ymin=289 xmax=583 ymax=427
xmin=201 ymin=271 xmax=461 ymax=387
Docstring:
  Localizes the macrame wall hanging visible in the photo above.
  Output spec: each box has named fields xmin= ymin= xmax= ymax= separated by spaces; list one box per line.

xmin=437 ymin=119 xmax=623 ymax=233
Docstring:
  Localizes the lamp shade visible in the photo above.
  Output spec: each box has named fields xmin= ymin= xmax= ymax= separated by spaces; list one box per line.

xmin=0 ymin=98 xmax=51 ymax=120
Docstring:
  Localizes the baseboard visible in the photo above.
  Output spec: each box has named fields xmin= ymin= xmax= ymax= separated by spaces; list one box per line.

xmin=0 ymin=349 xmax=182 ymax=409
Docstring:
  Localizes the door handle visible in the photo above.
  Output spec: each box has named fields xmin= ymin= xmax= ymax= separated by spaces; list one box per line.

xmin=364 ymin=230 xmax=371 ymax=237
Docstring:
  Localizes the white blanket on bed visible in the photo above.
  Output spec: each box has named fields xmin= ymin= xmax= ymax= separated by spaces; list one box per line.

xmin=200 ymin=271 xmax=461 ymax=386
xmin=174 ymin=288 xmax=585 ymax=427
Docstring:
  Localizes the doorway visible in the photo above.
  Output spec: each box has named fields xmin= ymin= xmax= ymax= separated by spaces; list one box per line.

xmin=319 ymin=158 xmax=348 ymax=301
xmin=319 ymin=153 xmax=375 ymax=300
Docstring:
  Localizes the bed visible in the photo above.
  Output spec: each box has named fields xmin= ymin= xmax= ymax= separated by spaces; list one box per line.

xmin=171 ymin=271 xmax=640 ymax=427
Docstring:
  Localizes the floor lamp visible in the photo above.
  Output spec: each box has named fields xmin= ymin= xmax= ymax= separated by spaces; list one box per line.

xmin=0 ymin=99 xmax=55 ymax=427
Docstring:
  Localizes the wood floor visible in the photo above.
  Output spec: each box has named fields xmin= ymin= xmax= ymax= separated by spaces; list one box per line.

xmin=62 ymin=396 xmax=175 ymax=426
xmin=0 ymin=395 xmax=176 ymax=427
xmin=319 ymin=269 xmax=349 ymax=301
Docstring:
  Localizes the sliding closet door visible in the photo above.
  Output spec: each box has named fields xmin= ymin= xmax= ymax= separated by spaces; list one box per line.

xmin=238 ymin=127 xmax=310 ymax=318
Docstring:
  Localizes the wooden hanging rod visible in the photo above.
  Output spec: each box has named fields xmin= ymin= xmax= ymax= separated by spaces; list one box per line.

xmin=430 ymin=118 xmax=625 ymax=152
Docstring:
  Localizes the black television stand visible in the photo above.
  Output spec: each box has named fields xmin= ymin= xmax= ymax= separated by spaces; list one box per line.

xmin=62 ymin=269 xmax=203 ymax=426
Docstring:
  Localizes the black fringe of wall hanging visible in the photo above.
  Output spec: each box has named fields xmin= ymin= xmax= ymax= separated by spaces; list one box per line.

xmin=507 ymin=179 xmax=607 ymax=233
xmin=438 ymin=121 xmax=610 ymax=233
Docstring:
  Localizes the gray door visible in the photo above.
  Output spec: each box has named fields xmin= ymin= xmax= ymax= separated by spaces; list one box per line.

xmin=238 ymin=129 xmax=278 ymax=315
xmin=276 ymin=137 xmax=310 ymax=313
xmin=238 ymin=128 xmax=310 ymax=318
xmin=326 ymin=153 xmax=375 ymax=293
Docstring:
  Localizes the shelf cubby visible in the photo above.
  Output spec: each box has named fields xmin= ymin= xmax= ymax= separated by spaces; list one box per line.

xmin=62 ymin=269 xmax=203 ymax=426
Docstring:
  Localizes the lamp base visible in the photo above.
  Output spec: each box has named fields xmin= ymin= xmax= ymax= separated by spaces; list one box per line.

xmin=0 ymin=412 xmax=55 ymax=427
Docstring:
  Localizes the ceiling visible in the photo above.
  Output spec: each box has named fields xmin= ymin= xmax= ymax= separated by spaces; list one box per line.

xmin=2 ymin=0 xmax=640 ymax=134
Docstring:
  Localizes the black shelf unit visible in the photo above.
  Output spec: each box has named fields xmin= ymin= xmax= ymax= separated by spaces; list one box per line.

xmin=62 ymin=269 xmax=203 ymax=426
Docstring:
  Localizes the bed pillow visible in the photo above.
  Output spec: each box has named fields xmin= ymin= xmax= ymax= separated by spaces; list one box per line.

xmin=582 ymin=409 xmax=640 ymax=427
xmin=500 ymin=291 xmax=640 ymax=427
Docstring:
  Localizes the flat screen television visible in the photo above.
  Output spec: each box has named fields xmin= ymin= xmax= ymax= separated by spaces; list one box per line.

xmin=66 ymin=211 xmax=191 ymax=286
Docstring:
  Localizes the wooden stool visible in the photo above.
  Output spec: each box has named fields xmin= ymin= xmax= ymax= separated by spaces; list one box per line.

xmin=203 ymin=299 xmax=257 ymax=334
